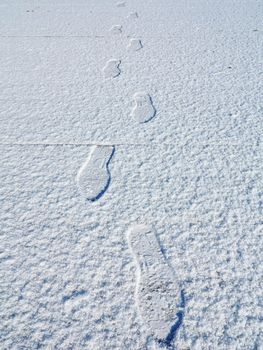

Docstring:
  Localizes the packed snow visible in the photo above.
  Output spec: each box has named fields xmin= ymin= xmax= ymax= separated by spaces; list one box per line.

xmin=0 ymin=0 xmax=262 ymax=349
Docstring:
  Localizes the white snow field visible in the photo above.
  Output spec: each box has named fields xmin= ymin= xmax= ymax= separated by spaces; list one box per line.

xmin=0 ymin=0 xmax=262 ymax=349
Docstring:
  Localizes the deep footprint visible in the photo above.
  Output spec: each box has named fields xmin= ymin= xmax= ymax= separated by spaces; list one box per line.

xmin=102 ymin=59 xmax=121 ymax=78
xmin=131 ymin=92 xmax=156 ymax=123
xmin=76 ymin=145 xmax=115 ymax=201
xmin=127 ymin=38 xmax=143 ymax=51
xmin=127 ymin=224 xmax=183 ymax=346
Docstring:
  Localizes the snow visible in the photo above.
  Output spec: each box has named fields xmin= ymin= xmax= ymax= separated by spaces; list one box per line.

xmin=0 ymin=0 xmax=262 ymax=349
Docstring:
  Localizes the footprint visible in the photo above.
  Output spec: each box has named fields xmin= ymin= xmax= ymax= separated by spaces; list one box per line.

xmin=76 ymin=145 xmax=115 ymax=201
xmin=127 ymin=12 xmax=139 ymax=19
xmin=131 ymin=92 xmax=156 ymax=123
xmin=102 ymin=59 xmax=121 ymax=78
xmin=109 ymin=24 xmax=122 ymax=34
xmin=127 ymin=38 xmax=143 ymax=51
xmin=127 ymin=224 xmax=183 ymax=345
xmin=116 ymin=1 xmax=125 ymax=7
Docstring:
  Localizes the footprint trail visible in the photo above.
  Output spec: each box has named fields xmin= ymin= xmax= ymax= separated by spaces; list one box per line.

xmin=76 ymin=145 xmax=115 ymax=201
xmin=127 ymin=224 xmax=184 ymax=348
xmin=102 ymin=59 xmax=121 ymax=78
xmin=131 ymin=92 xmax=156 ymax=123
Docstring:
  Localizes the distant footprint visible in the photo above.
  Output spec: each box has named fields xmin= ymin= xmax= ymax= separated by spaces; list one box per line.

xmin=127 ymin=38 xmax=143 ymax=51
xmin=62 ymin=289 xmax=88 ymax=314
xmin=109 ymin=24 xmax=122 ymax=34
xmin=76 ymin=145 xmax=115 ymax=201
xmin=131 ymin=92 xmax=156 ymax=123
xmin=116 ymin=1 xmax=125 ymax=7
xmin=102 ymin=59 xmax=121 ymax=78
xmin=127 ymin=224 xmax=183 ymax=347
xmin=127 ymin=12 xmax=139 ymax=19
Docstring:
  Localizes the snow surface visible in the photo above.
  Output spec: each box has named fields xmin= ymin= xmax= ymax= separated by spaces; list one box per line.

xmin=0 ymin=0 xmax=262 ymax=349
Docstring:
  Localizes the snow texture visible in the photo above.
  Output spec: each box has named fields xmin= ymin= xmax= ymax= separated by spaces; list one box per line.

xmin=0 ymin=0 xmax=262 ymax=349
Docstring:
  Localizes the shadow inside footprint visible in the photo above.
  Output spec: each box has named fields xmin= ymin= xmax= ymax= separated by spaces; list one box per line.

xmin=90 ymin=146 xmax=115 ymax=202
xmin=157 ymin=291 xmax=185 ymax=349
